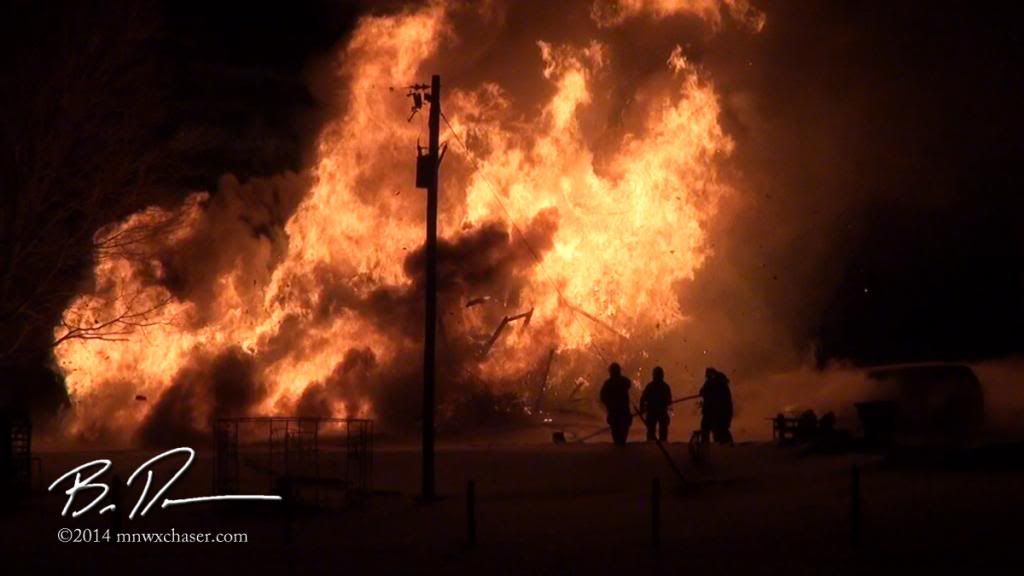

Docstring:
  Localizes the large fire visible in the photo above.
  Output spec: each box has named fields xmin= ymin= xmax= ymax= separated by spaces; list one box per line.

xmin=53 ymin=1 xmax=754 ymax=441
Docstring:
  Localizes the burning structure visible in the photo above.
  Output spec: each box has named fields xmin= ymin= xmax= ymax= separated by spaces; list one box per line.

xmin=7 ymin=2 xmax=1024 ymax=573
xmin=51 ymin=1 xmax=761 ymax=444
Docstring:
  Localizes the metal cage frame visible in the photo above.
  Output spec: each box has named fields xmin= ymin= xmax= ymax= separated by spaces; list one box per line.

xmin=213 ymin=416 xmax=373 ymax=503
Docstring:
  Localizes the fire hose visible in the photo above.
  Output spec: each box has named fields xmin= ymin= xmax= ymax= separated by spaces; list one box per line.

xmin=632 ymin=402 xmax=689 ymax=484
xmin=569 ymin=394 xmax=701 ymax=444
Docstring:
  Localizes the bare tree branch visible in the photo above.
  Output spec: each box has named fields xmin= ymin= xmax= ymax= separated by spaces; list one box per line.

xmin=52 ymin=294 xmax=173 ymax=348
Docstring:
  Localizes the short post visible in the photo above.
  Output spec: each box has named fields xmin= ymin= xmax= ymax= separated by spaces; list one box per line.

xmin=466 ymin=480 xmax=477 ymax=547
xmin=850 ymin=464 xmax=861 ymax=547
xmin=651 ymin=477 xmax=661 ymax=553
xmin=276 ymin=477 xmax=293 ymax=547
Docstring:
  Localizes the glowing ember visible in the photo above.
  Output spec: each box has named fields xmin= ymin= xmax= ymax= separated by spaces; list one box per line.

xmin=54 ymin=1 xmax=751 ymax=441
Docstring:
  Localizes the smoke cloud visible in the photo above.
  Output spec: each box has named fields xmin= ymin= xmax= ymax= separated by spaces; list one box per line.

xmin=50 ymin=1 xmax=1024 ymax=446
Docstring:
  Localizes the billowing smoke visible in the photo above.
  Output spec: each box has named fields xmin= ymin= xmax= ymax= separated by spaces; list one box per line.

xmin=159 ymin=172 xmax=309 ymax=324
xmin=48 ymin=0 xmax=780 ymax=445
xmin=55 ymin=0 xmax=1024 ymax=446
xmin=139 ymin=347 xmax=266 ymax=446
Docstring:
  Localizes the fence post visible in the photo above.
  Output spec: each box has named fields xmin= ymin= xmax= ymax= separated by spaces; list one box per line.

xmin=467 ymin=480 xmax=477 ymax=547
xmin=651 ymin=477 xmax=661 ymax=553
xmin=276 ymin=476 xmax=293 ymax=547
xmin=850 ymin=464 xmax=861 ymax=547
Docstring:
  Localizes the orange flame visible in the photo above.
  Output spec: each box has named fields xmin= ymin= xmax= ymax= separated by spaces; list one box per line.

xmin=54 ymin=2 xmax=742 ymax=439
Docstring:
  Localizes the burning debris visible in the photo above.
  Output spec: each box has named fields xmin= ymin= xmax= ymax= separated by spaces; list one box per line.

xmin=479 ymin=308 xmax=533 ymax=358
xmin=52 ymin=1 xmax=749 ymax=443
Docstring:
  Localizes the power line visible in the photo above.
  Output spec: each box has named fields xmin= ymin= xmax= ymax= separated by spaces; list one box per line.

xmin=438 ymin=109 xmax=557 ymax=291
xmin=438 ymin=109 xmax=618 ymax=362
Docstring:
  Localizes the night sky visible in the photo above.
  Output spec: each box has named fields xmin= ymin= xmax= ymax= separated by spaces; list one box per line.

xmin=791 ymin=3 xmax=1024 ymax=364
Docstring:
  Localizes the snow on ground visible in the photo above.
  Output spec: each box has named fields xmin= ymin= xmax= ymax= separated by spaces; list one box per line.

xmin=4 ymin=428 xmax=1024 ymax=574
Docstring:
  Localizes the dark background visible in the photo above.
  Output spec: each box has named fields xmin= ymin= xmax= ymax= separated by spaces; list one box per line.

xmin=2 ymin=0 xmax=1023 ymax=422
xmin=776 ymin=2 xmax=1024 ymax=364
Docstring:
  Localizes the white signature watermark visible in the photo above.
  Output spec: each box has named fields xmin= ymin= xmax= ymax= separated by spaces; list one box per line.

xmin=57 ymin=527 xmax=249 ymax=544
xmin=48 ymin=446 xmax=281 ymax=519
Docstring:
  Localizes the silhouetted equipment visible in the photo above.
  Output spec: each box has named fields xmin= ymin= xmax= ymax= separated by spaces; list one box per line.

xmin=859 ymin=363 xmax=984 ymax=448
xmin=0 ymin=413 xmax=32 ymax=499
xmin=796 ymin=409 xmax=819 ymax=440
xmin=855 ymin=401 xmax=898 ymax=448
xmin=408 ymin=75 xmax=443 ymax=501
xmin=416 ymin=141 xmax=447 ymax=188
xmin=770 ymin=410 xmax=851 ymax=451
xmin=770 ymin=413 xmax=800 ymax=442
xmin=416 ymin=143 xmax=432 ymax=188
xmin=405 ymin=84 xmax=428 ymax=122
xmin=213 ymin=417 xmax=373 ymax=507
xmin=811 ymin=411 xmax=855 ymax=452
xmin=819 ymin=411 xmax=837 ymax=434
xmin=480 ymin=308 xmax=534 ymax=358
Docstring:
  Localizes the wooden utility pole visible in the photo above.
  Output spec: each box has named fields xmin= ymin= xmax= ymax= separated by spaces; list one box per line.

xmin=422 ymin=74 xmax=441 ymax=501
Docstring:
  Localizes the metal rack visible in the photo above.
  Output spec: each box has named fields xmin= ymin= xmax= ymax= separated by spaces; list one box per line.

xmin=213 ymin=417 xmax=373 ymax=505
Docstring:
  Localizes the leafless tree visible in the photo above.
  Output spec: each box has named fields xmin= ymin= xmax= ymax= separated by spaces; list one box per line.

xmin=0 ymin=1 xmax=190 ymax=395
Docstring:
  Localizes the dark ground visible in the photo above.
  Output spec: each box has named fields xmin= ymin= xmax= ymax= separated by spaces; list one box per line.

xmin=4 ymin=434 xmax=1023 ymax=575
xmin=5 ymin=2 xmax=1024 ymax=572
